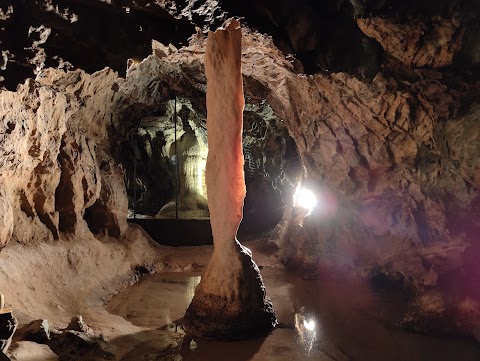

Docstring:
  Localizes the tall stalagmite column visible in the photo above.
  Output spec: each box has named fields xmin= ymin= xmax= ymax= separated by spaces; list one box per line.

xmin=183 ymin=19 xmax=276 ymax=339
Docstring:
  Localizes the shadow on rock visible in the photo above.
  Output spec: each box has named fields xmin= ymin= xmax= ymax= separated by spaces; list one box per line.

xmin=178 ymin=335 xmax=267 ymax=361
xmin=111 ymin=323 xmax=267 ymax=361
xmin=14 ymin=316 xmax=113 ymax=361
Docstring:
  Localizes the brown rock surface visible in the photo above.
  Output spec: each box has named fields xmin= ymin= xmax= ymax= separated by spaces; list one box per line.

xmin=8 ymin=341 xmax=58 ymax=361
xmin=156 ymin=123 xmax=209 ymax=219
xmin=0 ymin=68 xmax=123 ymax=245
xmin=183 ymin=20 xmax=276 ymax=339
xmin=357 ymin=16 xmax=465 ymax=68
xmin=0 ymin=19 xmax=477 ymax=286
xmin=0 ymin=187 xmax=13 ymax=249
xmin=0 ymin=311 xmax=16 ymax=354
xmin=0 ymin=2 xmax=478 ymax=342
xmin=84 ymin=149 xmax=128 ymax=238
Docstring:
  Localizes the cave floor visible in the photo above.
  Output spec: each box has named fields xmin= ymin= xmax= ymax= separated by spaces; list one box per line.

xmin=3 ymin=229 xmax=479 ymax=360
xmin=107 ymin=268 xmax=480 ymax=361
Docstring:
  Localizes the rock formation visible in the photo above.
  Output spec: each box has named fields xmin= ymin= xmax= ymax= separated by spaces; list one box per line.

xmin=0 ymin=294 xmax=17 ymax=354
xmin=14 ymin=315 xmax=113 ymax=360
xmin=0 ymin=67 xmax=128 ymax=246
xmin=0 ymin=0 xmax=478 ymax=344
xmin=156 ymin=120 xmax=209 ymax=219
xmin=183 ymin=20 xmax=277 ymax=339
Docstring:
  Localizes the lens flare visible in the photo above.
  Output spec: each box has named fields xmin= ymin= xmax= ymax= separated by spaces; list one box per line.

xmin=294 ymin=188 xmax=318 ymax=212
xmin=303 ymin=318 xmax=316 ymax=331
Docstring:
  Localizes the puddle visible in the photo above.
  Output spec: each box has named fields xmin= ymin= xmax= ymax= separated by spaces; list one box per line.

xmin=107 ymin=272 xmax=201 ymax=329
xmin=107 ymin=268 xmax=480 ymax=361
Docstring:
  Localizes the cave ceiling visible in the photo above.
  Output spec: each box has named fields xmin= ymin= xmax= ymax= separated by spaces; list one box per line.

xmin=0 ymin=0 xmax=479 ymax=339
xmin=1 ymin=0 xmax=479 ymax=91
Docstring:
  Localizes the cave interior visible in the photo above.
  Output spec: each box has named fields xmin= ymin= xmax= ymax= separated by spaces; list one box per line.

xmin=0 ymin=0 xmax=479 ymax=360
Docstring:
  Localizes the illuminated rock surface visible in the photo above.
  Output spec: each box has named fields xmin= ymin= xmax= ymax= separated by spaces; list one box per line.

xmin=9 ymin=341 xmax=58 ymax=361
xmin=183 ymin=20 xmax=276 ymax=339
xmin=0 ymin=0 xmax=478 ymax=356
xmin=156 ymin=123 xmax=209 ymax=219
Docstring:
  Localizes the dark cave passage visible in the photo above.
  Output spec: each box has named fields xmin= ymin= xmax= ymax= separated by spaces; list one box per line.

xmin=0 ymin=0 xmax=479 ymax=359
xmin=118 ymin=95 xmax=302 ymax=244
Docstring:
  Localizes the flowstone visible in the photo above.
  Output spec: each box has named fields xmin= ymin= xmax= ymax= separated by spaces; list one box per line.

xmin=183 ymin=20 xmax=276 ymax=339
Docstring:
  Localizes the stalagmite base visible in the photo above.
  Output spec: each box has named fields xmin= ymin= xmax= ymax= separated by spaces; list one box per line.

xmin=183 ymin=20 xmax=276 ymax=339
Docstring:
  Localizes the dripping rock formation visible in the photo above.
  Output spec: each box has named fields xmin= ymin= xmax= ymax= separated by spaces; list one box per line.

xmin=183 ymin=20 xmax=276 ymax=339
xmin=0 ymin=0 xmax=478 ymax=354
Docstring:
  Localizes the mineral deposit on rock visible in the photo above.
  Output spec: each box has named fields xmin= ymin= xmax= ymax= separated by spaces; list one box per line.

xmin=183 ymin=19 xmax=276 ymax=339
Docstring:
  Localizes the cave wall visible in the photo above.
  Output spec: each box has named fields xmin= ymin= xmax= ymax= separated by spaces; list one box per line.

xmin=0 ymin=67 xmax=129 ymax=245
xmin=0 ymin=0 xmax=477 ymax=304
xmin=120 ymin=99 xmax=206 ymax=217
xmin=0 ymin=0 xmax=194 ymax=90
xmin=239 ymin=28 xmax=479 ymax=285
xmin=3 ymin=0 xmax=477 ymax=92
xmin=235 ymin=17 xmax=478 ymax=334
xmin=242 ymin=103 xmax=301 ymax=234
xmin=0 ymin=36 xmax=205 ymax=246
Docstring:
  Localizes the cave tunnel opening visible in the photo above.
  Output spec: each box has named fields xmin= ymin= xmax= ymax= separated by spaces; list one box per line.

xmin=116 ymin=94 xmax=302 ymax=246
xmin=2 ymin=2 xmax=480 ymax=358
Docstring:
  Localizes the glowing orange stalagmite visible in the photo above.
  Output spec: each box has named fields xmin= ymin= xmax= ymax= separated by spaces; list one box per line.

xmin=183 ymin=19 xmax=276 ymax=339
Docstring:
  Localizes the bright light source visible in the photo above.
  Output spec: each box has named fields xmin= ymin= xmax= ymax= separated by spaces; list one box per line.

xmin=294 ymin=188 xmax=317 ymax=212
xmin=303 ymin=319 xmax=315 ymax=331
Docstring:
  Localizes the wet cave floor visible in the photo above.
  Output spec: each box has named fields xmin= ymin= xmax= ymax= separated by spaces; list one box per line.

xmin=106 ymin=268 xmax=480 ymax=361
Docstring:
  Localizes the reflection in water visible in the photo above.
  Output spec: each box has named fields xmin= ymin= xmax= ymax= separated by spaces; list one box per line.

xmin=186 ymin=275 xmax=201 ymax=304
xmin=108 ymin=268 xmax=480 ymax=361
xmin=303 ymin=318 xmax=316 ymax=331
xmin=294 ymin=307 xmax=317 ymax=355
xmin=166 ymin=275 xmax=200 ymax=327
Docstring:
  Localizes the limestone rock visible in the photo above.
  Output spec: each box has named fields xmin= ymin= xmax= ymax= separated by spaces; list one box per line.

xmin=0 ymin=311 xmax=17 ymax=353
xmin=8 ymin=341 xmax=58 ymax=361
xmin=15 ymin=316 xmax=113 ymax=360
xmin=66 ymin=316 xmax=93 ymax=336
xmin=157 ymin=120 xmax=209 ymax=219
xmin=0 ymin=0 xmax=195 ymax=90
xmin=84 ymin=150 xmax=128 ymax=238
xmin=55 ymin=130 xmax=101 ymax=234
xmin=0 ymin=78 xmax=70 ymax=244
xmin=0 ymin=66 xmax=129 ymax=246
xmin=183 ymin=20 xmax=276 ymax=339
xmin=47 ymin=329 xmax=114 ymax=361
xmin=0 ymin=188 xmax=13 ymax=249
xmin=15 ymin=319 xmax=50 ymax=343
xmin=357 ymin=16 xmax=464 ymax=68
xmin=226 ymin=30 xmax=478 ymax=287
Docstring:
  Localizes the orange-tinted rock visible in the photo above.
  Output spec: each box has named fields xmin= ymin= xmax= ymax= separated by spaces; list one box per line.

xmin=357 ymin=16 xmax=465 ymax=68
xmin=183 ymin=20 xmax=276 ymax=339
